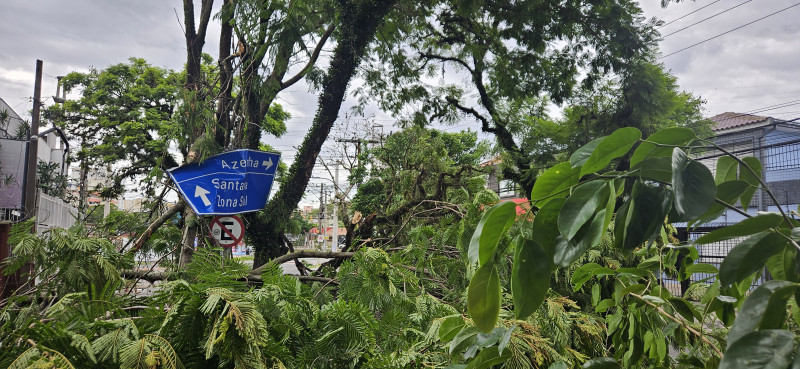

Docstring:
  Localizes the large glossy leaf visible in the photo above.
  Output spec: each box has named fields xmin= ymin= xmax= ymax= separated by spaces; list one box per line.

xmin=695 ymin=213 xmax=784 ymax=244
xmin=439 ymin=316 xmax=466 ymax=342
xmin=554 ymin=210 xmax=606 ymax=267
xmin=473 ymin=328 xmax=505 ymax=348
xmin=464 ymin=346 xmax=512 ymax=369
xmin=633 ymin=157 xmax=672 ymax=184
xmin=570 ymin=136 xmax=607 ymax=168
xmin=687 ymin=180 xmax=749 ymax=226
xmin=720 ymin=231 xmax=787 ymax=286
xmin=739 ymin=156 xmax=762 ymax=212
xmin=672 ymin=148 xmax=716 ymax=220
xmin=531 ymin=162 xmax=580 ymax=206
xmin=715 ymin=156 xmax=738 ymax=185
xmin=668 ymin=297 xmax=701 ymax=323
xmin=630 ymin=127 xmax=696 ymax=168
xmin=449 ymin=327 xmax=480 ymax=355
xmin=582 ymin=357 xmax=621 ymax=369
xmin=512 ymin=239 xmax=551 ymax=319
xmin=532 ymin=198 xmax=565 ymax=258
xmin=766 ymin=246 xmax=798 ymax=282
xmin=580 ymin=127 xmax=641 ymax=177
xmin=718 ymin=330 xmax=794 ymax=369
xmin=614 ymin=181 xmax=671 ymax=251
xmin=497 ymin=325 xmax=515 ymax=354
xmin=558 ymin=181 xmax=609 ymax=241
xmin=727 ymin=281 xmax=799 ymax=347
xmin=467 ymin=261 xmax=501 ymax=333
xmin=468 ymin=201 xmax=516 ymax=266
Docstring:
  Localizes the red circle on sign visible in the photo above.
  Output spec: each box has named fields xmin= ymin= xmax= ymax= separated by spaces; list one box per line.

xmin=209 ymin=215 xmax=245 ymax=248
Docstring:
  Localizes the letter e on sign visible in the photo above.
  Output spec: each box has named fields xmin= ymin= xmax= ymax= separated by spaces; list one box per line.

xmin=210 ymin=215 xmax=245 ymax=248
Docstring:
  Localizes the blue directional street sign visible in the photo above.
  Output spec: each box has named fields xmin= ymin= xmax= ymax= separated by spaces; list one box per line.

xmin=168 ymin=149 xmax=281 ymax=215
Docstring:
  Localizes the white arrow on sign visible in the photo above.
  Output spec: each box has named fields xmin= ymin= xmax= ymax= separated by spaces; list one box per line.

xmin=262 ymin=157 xmax=273 ymax=170
xmin=194 ymin=186 xmax=211 ymax=206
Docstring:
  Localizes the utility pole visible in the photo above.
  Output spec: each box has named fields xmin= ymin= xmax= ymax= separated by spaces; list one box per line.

xmin=318 ymin=183 xmax=324 ymax=250
xmin=14 ymin=59 xmax=43 ymax=292
xmin=331 ymin=164 xmax=339 ymax=252
xmin=23 ymin=60 xmax=43 ymax=227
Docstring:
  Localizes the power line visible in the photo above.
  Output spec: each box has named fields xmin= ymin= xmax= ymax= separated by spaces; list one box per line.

xmin=659 ymin=0 xmax=722 ymax=28
xmin=660 ymin=3 xmax=800 ymax=59
xmin=708 ymin=98 xmax=800 ymax=122
xmin=661 ymin=0 xmax=753 ymax=38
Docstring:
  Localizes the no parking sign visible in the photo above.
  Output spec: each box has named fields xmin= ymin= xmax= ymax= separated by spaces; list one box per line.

xmin=210 ymin=215 xmax=245 ymax=248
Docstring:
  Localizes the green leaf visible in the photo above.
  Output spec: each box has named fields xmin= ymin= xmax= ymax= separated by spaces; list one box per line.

xmin=614 ymin=181 xmax=671 ymax=251
xmin=570 ymin=136 xmax=607 ymax=168
xmin=580 ymin=127 xmax=641 ymax=176
xmin=595 ymin=299 xmax=616 ymax=313
xmin=688 ymin=180 xmax=749 ymax=226
xmin=554 ymin=210 xmax=606 ymax=267
xmin=469 ymin=201 xmax=516 ymax=266
xmin=531 ymin=162 xmax=580 ymax=206
xmin=719 ymin=330 xmax=794 ymax=369
xmin=571 ymin=263 xmax=615 ymax=292
xmin=668 ymin=297 xmax=701 ymax=323
xmin=631 ymin=127 xmax=696 ymax=168
xmin=497 ymin=325 xmax=515 ymax=354
xmin=439 ymin=316 xmax=466 ymax=342
xmin=766 ymin=246 xmax=798 ymax=282
xmin=727 ymin=281 xmax=799 ymax=348
xmin=449 ymin=327 xmax=479 ymax=355
xmin=739 ymin=156 xmax=762 ymax=212
xmin=464 ymin=346 xmax=512 ymax=369
xmin=720 ymin=231 xmax=787 ymax=286
xmin=468 ymin=261 xmax=501 ymax=333
xmin=582 ymin=357 xmax=621 ymax=369
xmin=695 ymin=213 xmax=784 ymax=244
xmin=532 ymin=198 xmax=565 ymax=258
xmin=549 ymin=362 xmax=568 ymax=369
xmin=715 ymin=156 xmax=739 ymax=185
xmin=512 ymin=239 xmax=551 ymax=319
xmin=633 ymin=157 xmax=673 ymax=183
xmin=474 ymin=328 xmax=505 ymax=348
xmin=672 ymin=148 xmax=716 ymax=220
xmin=558 ymin=181 xmax=609 ymax=241
xmin=685 ymin=263 xmax=719 ymax=275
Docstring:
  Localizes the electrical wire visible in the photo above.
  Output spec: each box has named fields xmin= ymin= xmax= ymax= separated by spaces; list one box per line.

xmin=659 ymin=0 xmax=723 ymax=29
xmin=660 ymin=3 xmax=800 ymax=59
xmin=661 ymin=0 xmax=753 ymax=38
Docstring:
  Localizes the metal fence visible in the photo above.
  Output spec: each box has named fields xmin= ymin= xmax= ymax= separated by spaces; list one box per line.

xmin=664 ymin=121 xmax=800 ymax=295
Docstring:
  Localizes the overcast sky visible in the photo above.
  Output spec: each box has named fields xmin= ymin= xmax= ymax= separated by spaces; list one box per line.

xmin=2 ymin=0 xmax=800 ymax=203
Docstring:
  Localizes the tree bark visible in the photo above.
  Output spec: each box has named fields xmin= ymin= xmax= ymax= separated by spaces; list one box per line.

xmin=215 ymin=0 xmax=234 ymax=148
xmin=250 ymin=0 xmax=398 ymax=268
xmin=127 ymin=200 xmax=185 ymax=253
xmin=178 ymin=207 xmax=197 ymax=267
xmin=183 ymin=0 xmax=214 ymax=91
xmin=249 ymin=250 xmax=356 ymax=277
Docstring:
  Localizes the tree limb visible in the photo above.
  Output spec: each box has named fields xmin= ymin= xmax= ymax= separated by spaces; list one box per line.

xmin=127 ymin=200 xmax=185 ymax=253
xmin=249 ymin=250 xmax=356 ymax=277
xmin=282 ymin=23 xmax=336 ymax=89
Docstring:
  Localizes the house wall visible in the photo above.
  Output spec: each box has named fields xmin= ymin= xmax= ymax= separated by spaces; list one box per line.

xmin=698 ymin=121 xmax=800 ymax=225
xmin=0 ymin=139 xmax=26 ymax=211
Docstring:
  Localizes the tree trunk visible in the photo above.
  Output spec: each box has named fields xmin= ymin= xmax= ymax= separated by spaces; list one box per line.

xmin=214 ymin=0 xmax=234 ymax=148
xmin=179 ymin=208 xmax=197 ymax=267
xmin=251 ymin=0 xmax=398 ymax=268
